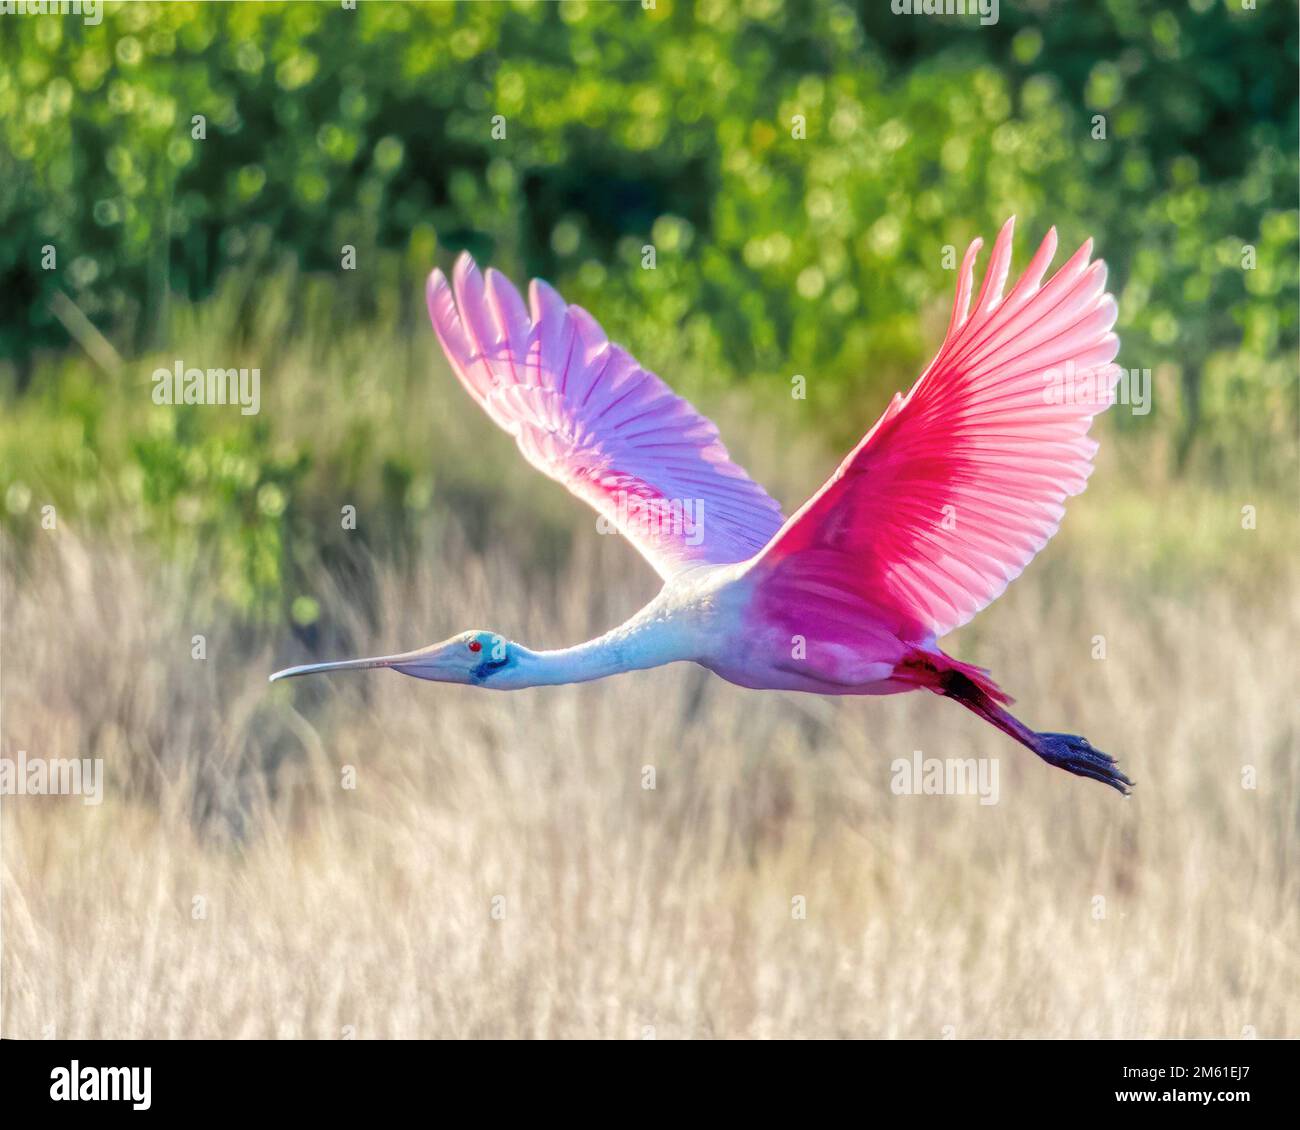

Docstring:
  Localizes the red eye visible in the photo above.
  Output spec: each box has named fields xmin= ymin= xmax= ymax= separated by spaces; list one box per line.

xmin=467 ymin=640 xmax=482 ymax=653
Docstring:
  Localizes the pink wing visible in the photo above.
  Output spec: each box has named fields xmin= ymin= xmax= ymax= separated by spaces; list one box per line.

xmin=749 ymin=218 xmax=1120 ymax=643
xmin=426 ymin=253 xmax=784 ymax=579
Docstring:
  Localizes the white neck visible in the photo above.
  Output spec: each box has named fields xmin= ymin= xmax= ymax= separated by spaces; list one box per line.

xmin=493 ymin=616 xmax=690 ymax=689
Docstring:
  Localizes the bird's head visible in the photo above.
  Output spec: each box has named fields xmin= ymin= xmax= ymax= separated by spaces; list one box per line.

xmin=269 ymin=630 xmax=514 ymax=686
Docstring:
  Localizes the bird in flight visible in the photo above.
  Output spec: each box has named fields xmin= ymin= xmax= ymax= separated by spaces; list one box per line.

xmin=272 ymin=217 xmax=1132 ymax=794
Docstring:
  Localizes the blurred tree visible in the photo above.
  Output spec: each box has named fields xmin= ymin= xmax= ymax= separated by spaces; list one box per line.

xmin=0 ymin=0 xmax=1294 ymax=477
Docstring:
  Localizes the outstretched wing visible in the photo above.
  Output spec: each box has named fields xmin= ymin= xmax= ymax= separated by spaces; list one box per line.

xmin=426 ymin=253 xmax=785 ymax=580
xmin=749 ymin=218 xmax=1120 ymax=642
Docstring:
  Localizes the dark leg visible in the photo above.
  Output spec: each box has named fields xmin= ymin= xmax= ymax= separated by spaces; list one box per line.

xmin=935 ymin=666 xmax=1134 ymax=796
xmin=1027 ymin=732 xmax=1134 ymax=795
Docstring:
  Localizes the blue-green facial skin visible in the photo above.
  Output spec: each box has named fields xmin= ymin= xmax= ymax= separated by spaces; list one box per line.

xmin=469 ymin=635 xmax=510 ymax=683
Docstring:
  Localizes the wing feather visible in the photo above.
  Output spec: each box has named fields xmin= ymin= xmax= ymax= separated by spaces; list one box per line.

xmin=750 ymin=218 xmax=1120 ymax=642
xmin=427 ymin=253 xmax=784 ymax=579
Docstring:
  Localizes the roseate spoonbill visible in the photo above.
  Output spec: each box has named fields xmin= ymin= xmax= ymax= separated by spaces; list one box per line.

xmin=271 ymin=217 xmax=1133 ymax=794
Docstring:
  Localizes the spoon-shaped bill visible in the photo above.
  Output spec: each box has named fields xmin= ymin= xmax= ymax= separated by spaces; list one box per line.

xmin=268 ymin=655 xmax=398 ymax=682
xmin=268 ymin=641 xmax=459 ymax=684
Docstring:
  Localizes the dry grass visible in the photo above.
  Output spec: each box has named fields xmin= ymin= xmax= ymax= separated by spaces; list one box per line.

xmin=3 ymin=463 xmax=1297 ymax=1039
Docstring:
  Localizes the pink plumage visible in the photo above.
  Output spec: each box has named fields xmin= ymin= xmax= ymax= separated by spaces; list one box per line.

xmin=426 ymin=255 xmax=785 ymax=579
xmin=273 ymin=219 xmax=1132 ymax=795
xmin=750 ymin=216 xmax=1120 ymax=643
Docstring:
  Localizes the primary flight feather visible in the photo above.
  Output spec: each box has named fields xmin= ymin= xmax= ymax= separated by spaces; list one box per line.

xmin=272 ymin=217 xmax=1133 ymax=795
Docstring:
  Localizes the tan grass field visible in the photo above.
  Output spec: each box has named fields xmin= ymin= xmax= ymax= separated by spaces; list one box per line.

xmin=3 ymin=447 xmax=1296 ymax=1038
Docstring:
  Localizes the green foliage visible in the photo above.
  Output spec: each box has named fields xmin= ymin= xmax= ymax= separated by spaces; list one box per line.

xmin=0 ymin=0 xmax=1295 ymax=613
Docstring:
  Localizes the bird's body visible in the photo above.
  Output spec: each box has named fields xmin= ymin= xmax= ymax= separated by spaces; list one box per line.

xmin=272 ymin=218 xmax=1134 ymax=794
xmin=469 ymin=561 xmax=904 ymax=695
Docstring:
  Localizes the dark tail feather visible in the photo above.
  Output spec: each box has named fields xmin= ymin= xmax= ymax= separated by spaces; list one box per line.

xmin=898 ymin=650 xmax=1134 ymax=796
